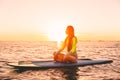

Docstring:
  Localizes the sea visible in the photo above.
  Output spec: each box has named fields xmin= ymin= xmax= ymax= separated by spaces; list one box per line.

xmin=0 ymin=41 xmax=120 ymax=80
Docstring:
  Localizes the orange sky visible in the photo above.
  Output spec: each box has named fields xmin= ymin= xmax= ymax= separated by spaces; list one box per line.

xmin=0 ymin=0 xmax=120 ymax=41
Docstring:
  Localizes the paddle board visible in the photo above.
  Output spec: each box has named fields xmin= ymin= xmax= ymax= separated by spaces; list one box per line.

xmin=7 ymin=59 xmax=113 ymax=69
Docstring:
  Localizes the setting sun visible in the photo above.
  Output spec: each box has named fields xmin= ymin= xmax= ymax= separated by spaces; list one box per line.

xmin=47 ymin=24 xmax=66 ymax=41
xmin=48 ymin=32 xmax=66 ymax=41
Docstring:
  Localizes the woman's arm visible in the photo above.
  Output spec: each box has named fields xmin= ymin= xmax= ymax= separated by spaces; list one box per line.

xmin=70 ymin=36 xmax=77 ymax=54
xmin=58 ymin=37 xmax=67 ymax=52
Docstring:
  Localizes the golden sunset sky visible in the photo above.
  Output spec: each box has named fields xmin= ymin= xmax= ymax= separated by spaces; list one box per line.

xmin=0 ymin=0 xmax=120 ymax=41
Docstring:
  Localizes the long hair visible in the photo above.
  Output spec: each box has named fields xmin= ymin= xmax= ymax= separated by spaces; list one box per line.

xmin=66 ymin=25 xmax=74 ymax=51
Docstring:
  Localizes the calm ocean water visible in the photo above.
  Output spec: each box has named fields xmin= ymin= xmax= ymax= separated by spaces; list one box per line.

xmin=0 ymin=41 xmax=120 ymax=80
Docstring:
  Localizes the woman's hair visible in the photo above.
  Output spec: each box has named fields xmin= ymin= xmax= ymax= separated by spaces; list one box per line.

xmin=66 ymin=25 xmax=75 ymax=51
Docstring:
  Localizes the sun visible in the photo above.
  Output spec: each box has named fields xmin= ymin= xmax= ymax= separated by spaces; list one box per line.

xmin=44 ymin=20 xmax=67 ymax=41
xmin=48 ymin=26 xmax=67 ymax=42
xmin=48 ymin=33 xmax=65 ymax=41
xmin=48 ymin=27 xmax=66 ymax=41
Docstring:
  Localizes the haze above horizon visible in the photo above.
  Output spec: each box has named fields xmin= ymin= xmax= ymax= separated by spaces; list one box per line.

xmin=0 ymin=0 xmax=120 ymax=41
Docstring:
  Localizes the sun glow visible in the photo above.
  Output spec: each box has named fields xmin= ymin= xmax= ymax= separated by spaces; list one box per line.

xmin=47 ymin=27 xmax=66 ymax=41
xmin=45 ymin=20 xmax=67 ymax=41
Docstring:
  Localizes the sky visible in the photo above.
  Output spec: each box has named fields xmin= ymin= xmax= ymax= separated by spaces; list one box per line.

xmin=0 ymin=0 xmax=120 ymax=41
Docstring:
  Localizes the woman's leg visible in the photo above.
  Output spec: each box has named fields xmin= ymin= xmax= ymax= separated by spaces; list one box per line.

xmin=53 ymin=52 xmax=64 ymax=62
xmin=63 ymin=55 xmax=77 ymax=63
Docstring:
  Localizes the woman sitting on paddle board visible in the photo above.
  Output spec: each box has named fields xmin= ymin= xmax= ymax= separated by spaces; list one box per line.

xmin=54 ymin=25 xmax=78 ymax=63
